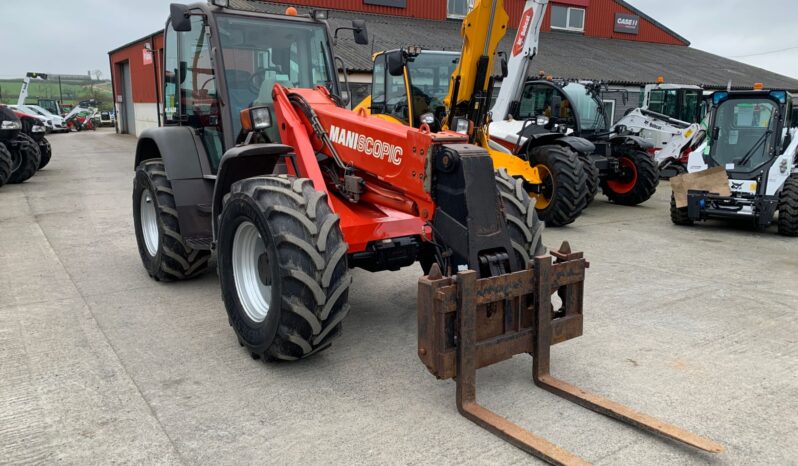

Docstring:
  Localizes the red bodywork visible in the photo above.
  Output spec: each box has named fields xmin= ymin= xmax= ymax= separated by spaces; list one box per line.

xmin=272 ymin=84 xmax=468 ymax=253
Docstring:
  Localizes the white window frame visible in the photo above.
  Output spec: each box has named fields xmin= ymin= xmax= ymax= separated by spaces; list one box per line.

xmin=551 ymin=5 xmax=585 ymax=32
xmin=602 ymin=99 xmax=616 ymax=125
xmin=447 ymin=0 xmax=471 ymax=19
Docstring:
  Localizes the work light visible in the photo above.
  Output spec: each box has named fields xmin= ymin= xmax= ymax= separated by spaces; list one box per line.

xmin=209 ymin=0 xmax=229 ymax=8
xmin=32 ymin=125 xmax=45 ymax=133
xmin=1 ymin=121 xmax=21 ymax=130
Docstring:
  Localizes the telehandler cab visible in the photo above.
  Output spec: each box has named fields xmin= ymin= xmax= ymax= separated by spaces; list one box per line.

xmin=132 ymin=2 xmax=722 ymax=463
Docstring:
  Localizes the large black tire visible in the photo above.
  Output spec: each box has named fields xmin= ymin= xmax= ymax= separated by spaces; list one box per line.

xmin=580 ymin=154 xmax=599 ymax=205
xmin=218 ymin=175 xmax=352 ymax=361
xmin=0 ymin=143 xmax=11 ymax=188
xmin=133 ymin=159 xmax=210 ymax=281
xmin=37 ymin=137 xmax=52 ymax=169
xmin=8 ymin=134 xmax=41 ymax=184
xmin=601 ymin=150 xmax=659 ymax=206
xmin=527 ymin=145 xmax=588 ymax=227
xmin=496 ymin=169 xmax=546 ymax=265
xmin=777 ymin=175 xmax=798 ymax=236
xmin=670 ymin=193 xmax=693 ymax=226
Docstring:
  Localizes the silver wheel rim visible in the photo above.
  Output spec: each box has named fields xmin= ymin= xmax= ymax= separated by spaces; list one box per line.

xmin=140 ymin=190 xmax=160 ymax=257
xmin=232 ymin=221 xmax=272 ymax=323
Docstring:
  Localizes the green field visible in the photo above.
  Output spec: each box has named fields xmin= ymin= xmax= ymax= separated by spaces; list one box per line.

xmin=0 ymin=78 xmax=114 ymax=111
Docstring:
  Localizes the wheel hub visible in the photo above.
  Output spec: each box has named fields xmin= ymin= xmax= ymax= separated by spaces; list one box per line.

xmin=139 ymin=190 xmax=160 ymax=257
xmin=232 ymin=221 xmax=272 ymax=323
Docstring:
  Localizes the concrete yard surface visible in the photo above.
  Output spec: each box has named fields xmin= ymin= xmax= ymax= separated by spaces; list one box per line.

xmin=1 ymin=130 xmax=796 ymax=465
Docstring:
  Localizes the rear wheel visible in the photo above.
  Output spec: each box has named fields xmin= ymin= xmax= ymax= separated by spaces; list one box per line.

xmin=496 ymin=169 xmax=546 ymax=266
xmin=0 ymin=143 xmax=11 ymax=187
xmin=601 ymin=150 xmax=659 ymax=205
xmin=527 ymin=145 xmax=588 ymax=227
xmin=218 ymin=175 xmax=352 ymax=361
xmin=133 ymin=159 xmax=210 ymax=281
xmin=9 ymin=134 xmax=41 ymax=184
xmin=580 ymin=154 xmax=599 ymax=205
xmin=37 ymin=138 xmax=52 ymax=169
xmin=670 ymin=193 xmax=693 ymax=226
xmin=778 ymin=176 xmax=798 ymax=236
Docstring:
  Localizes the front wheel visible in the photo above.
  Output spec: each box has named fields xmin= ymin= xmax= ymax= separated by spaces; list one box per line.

xmin=218 ymin=175 xmax=352 ymax=361
xmin=526 ymin=145 xmax=588 ymax=227
xmin=496 ymin=169 xmax=546 ymax=265
xmin=670 ymin=193 xmax=693 ymax=226
xmin=8 ymin=134 xmax=41 ymax=184
xmin=601 ymin=150 xmax=659 ymax=206
xmin=778 ymin=176 xmax=798 ymax=236
xmin=0 ymin=143 xmax=11 ymax=187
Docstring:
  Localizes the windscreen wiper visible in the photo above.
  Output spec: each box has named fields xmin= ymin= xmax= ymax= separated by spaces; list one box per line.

xmin=736 ymin=130 xmax=771 ymax=167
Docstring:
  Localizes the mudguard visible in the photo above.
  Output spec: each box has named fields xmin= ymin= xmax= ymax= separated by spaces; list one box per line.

xmin=211 ymin=143 xmax=294 ymax=237
xmin=135 ymin=126 xmax=205 ymax=180
xmin=527 ymin=133 xmax=596 ymax=155
xmin=609 ymin=134 xmax=653 ymax=151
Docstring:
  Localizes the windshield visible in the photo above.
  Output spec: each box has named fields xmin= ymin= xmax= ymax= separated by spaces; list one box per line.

xmin=561 ymin=83 xmax=607 ymax=131
xmin=711 ymin=98 xmax=778 ymax=170
xmin=648 ymin=88 xmax=702 ymax=123
xmin=217 ymin=15 xmax=334 ymax=139
xmin=406 ymin=51 xmax=459 ymax=125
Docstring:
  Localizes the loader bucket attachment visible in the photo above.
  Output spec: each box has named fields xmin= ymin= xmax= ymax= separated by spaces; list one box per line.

xmin=417 ymin=242 xmax=723 ymax=465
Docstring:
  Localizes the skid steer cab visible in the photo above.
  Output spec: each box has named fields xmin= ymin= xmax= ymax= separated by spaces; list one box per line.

xmin=671 ymin=89 xmax=798 ymax=235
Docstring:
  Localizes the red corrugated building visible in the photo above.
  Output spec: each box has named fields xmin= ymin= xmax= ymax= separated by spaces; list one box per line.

xmin=109 ymin=0 xmax=796 ymax=135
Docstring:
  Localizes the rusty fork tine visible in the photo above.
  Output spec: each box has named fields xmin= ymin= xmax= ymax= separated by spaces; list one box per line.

xmin=533 ymin=254 xmax=724 ymax=455
xmin=457 ymin=270 xmax=592 ymax=466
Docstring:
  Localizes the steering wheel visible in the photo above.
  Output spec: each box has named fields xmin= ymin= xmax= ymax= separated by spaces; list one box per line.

xmin=249 ymin=66 xmax=281 ymax=94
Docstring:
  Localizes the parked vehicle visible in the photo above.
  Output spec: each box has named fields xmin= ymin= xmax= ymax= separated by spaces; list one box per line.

xmin=671 ymin=88 xmax=798 ymax=235
xmin=0 ymin=105 xmax=40 ymax=184
xmin=13 ymin=109 xmax=52 ymax=169
xmin=491 ymin=79 xmax=660 ymax=206
xmin=21 ymin=104 xmax=69 ymax=132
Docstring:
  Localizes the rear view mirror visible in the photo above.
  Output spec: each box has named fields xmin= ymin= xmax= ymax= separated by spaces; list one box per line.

xmin=386 ymin=50 xmax=405 ymax=77
xmin=352 ymin=20 xmax=368 ymax=45
xmin=170 ymin=3 xmax=192 ymax=32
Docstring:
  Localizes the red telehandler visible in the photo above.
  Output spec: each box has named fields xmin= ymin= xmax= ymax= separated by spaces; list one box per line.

xmin=131 ymin=3 xmax=722 ymax=463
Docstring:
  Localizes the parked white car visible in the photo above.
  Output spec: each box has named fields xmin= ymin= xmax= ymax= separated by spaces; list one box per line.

xmin=11 ymin=104 xmax=68 ymax=133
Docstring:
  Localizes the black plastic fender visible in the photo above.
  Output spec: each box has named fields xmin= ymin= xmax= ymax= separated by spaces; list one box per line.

xmin=135 ymin=126 xmax=204 ymax=179
xmin=609 ymin=134 xmax=653 ymax=151
xmin=525 ymin=133 xmax=596 ymax=155
xmin=211 ymin=143 xmax=294 ymax=237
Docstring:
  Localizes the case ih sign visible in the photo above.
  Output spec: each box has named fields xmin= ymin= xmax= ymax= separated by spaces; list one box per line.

xmin=614 ymin=13 xmax=640 ymax=34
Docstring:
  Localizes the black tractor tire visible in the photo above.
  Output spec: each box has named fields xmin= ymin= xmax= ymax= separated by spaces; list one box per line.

xmin=37 ymin=137 xmax=52 ymax=169
xmin=218 ymin=175 xmax=352 ymax=361
xmin=527 ymin=144 xmax=588 ymax=227
xmin=496 ymin=169 xmax=546 ymax=266
xmin=777 ymin=175 xmax=798 ymax=236
xmin=9 ymin=134 xmax=41 ymax=184
xmin=601 ymin=150 xmax=659 ymax=206
xmin=0 ymin=143 xmax=12 ymax=188
xmin=670 ymin=193 xmax=693 ymax=226
xmin=133 ymin=159 xmax=210 ymax=281
xmin=580 ymin=154 xmax=599 ymax=205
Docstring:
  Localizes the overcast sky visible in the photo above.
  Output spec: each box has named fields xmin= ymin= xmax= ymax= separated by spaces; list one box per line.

xmin=0 ymin=0 xmax=796 ymax=80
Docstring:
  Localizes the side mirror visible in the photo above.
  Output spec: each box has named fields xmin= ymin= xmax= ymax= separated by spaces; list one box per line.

xmin=711 ymin=126 xmax=720 ymax=141
xmin=352 ymin=20 xmax=368 ymax=45
xmin=500 ymin=57 xmax=508 ymax=79
xmin=340 ymin=90 xmax=351 ymax=107
xmin=386 ymin=50 xmax=405 ymax=77
xmin=551 ymin=95 xmax=562 ymax=118
xmin=170 ymin=3 xmax=192 ymax=32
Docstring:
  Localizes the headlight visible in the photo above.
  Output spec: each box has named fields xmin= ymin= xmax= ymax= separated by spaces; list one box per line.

xmin=536 ymin=116 xmax=549 ymax=126
xmin=240 ymin=106 xmax=272 ymax=131
xmin=32 ymin=125 xmax=45 ymax=133
xmin=781 ymin=159 xmax=788 ymax=174
xmin=452 ymin=117 xmax=470 ymax=135
xmin=1 ymin=121 xmax=21 ymax=130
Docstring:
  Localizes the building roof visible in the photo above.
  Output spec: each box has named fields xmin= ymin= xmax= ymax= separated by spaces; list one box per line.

xmin=143 ymin=1 xmax=798 ymax=92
